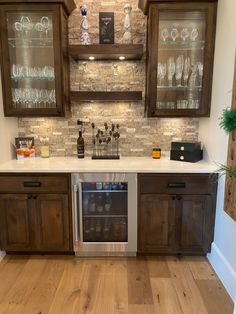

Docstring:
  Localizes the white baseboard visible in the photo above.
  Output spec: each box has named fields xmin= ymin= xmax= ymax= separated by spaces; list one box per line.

xmin=207 ymin=242 xmax=236 ymax=302
xmin=0 ymin=251 xmax=6 ymax=261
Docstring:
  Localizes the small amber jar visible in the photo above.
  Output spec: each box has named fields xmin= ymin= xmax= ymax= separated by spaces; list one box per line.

xmin=152 ymin=147 xmax=161 ymax=159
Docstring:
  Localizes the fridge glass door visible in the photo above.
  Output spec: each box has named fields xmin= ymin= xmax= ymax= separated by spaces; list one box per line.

xmin=81 ymin=182 xmax=128 ymax=243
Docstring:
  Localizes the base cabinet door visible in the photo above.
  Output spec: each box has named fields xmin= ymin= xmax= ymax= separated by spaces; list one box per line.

xmin=36 ymin=194 xmax=70 ymax=251
xmin=0 ymin=194 xmax=33 ymax=251
xmin=178 ymin=194 xmax=213 ymax=254
xmin=138 ymin=194 xmax=176 ymax=253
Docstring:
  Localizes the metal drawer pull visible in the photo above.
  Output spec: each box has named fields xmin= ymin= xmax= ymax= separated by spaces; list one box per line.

xmin=168 ymin=182 xmax=186 ymax=188
xmin=23 ymin=181 xmax=42 ymax=188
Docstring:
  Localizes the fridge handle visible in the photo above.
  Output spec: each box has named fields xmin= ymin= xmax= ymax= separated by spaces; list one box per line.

xmin=73 ymin=184 xmax=79 ymax=242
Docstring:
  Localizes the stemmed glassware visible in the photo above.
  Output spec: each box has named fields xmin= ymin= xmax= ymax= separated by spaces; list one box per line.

xmin=12 ymin=88 xmax=56 ymax=108
xmin=197 ymin=62 xmax=203 ymax=86
xmin=161 ymin=28 xmax=169 ymax=42
xmin=157 ymin=62 xmax=167 ymax=86
xmin=190 ymin=28 xmax=199 ymax=41
xmin=175 ymin=55 xmax=184 ymax=86
xmin=180 ymin=28 xmax=190 ymax=41
xmin=170 ymin=28 xmax=179 ymax=42
xmin=183 ymin=57 xmax=191 ymax=86
xmin=167 ymin=57 xmax=175 ymax=86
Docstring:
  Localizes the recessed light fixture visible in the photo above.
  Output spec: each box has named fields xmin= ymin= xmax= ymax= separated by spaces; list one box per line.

xmin=119 ymin=56 xmax=126 ymax=60
xmin=89 ymin=56 xmax=95 ymax=60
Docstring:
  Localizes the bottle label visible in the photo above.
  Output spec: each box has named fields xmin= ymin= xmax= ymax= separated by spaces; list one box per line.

xmin=77 ymin=144 xmax=84 ymax=158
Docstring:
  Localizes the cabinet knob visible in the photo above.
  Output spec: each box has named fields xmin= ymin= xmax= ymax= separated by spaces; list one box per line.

xmin=172 ymin=196 xmax=176 ymax=200
xmin=33 ymin=195 xmax=37 ymax=200
xmin=176 ymin=196 xmax=182 ymax=201
xmin=28 ymin=195 xmax=32 ymax=200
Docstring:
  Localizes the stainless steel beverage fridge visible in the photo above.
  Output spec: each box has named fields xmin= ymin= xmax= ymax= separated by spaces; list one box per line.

xmin=72 ymin=173 xmax=137 ymax=256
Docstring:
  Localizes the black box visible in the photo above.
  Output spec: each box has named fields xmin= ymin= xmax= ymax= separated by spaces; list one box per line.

xmin=99 ymin=12 xmax=114 ymax=44
xmin=170 ymin=141 xmax=203 ymax=163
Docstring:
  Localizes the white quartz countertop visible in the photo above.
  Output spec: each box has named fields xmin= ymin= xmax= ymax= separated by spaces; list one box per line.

xmin=0 ymin=157 xmax=217 ymax=173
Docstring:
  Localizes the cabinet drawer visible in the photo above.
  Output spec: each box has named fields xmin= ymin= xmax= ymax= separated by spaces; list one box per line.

xmin=139 ymin=173 xmax=216 ymax=195
xmin=0 ymin=174 xmax=69 ymax=194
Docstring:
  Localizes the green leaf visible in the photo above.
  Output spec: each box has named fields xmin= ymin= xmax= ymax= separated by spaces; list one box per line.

xmin=219 ymin=108 xmax=236 ymax=133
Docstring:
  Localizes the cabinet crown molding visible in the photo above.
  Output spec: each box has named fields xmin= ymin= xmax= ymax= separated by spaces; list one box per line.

xmin=0 ymin=0 xmax=76 ymax=15
xmin=138 ymin=0 xmax=218 ymax=15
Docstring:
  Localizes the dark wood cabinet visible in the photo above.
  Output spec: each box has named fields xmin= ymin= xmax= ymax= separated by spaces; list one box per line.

xmin=138 ymin=173 xmax=218 ymax=254
xmin=138 ymin=0 xmax=217 ymax=117
xmin=0 ymin=0 xmax=75 ymax=117
xmin=0 ymin=174 xmax=72 ymax=253
xmin=0 ymin=194 xmax=33 ymax=251
xmin=36 ymin=194 xmax=70 ymax=251
xmin=139 ymin=194 xmax=176 ymax=253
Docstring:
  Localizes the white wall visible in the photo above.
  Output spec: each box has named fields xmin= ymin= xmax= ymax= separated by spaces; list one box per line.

xmin=198 ymin=0 xmax=236 ymax=306
xmin=0 ymin=71 xmax=18 ymax=260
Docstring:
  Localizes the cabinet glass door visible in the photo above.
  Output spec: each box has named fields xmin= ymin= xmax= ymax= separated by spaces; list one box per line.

xmin=81 ymin=182 xmax=128 ymax=243
xmin=6 ymin=11 xmax=56 ymax=110
xmin=156 ymin=11 xmax=206 ymax=112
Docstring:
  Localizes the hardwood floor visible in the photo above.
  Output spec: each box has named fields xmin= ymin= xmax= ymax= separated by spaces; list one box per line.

xmin=0 ymin=255 xmax=233 ymax=314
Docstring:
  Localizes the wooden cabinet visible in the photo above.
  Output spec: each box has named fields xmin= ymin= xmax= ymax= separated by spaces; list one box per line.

xmin=36 ymin=194 xmax=70 ymax=251
xmin=0 ymin=0 xmax=75 ymax=117
xmin=139 ymin=194 xmax=176 ymax=253
xmin=0 ymin=174 xmax=72 ymax=253
xmin=0 ymin=194 xmax=33 ymax=251
xmin=138 ymin=173 xmax=218 ymax=254
xmin=138 ymin=0 xmax=217 ymax=117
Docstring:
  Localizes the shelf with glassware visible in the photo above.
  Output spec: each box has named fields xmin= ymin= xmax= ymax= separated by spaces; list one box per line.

xmin=0 ymin=1 xmax=75 ymax=117
xmin=140 ymin=1 xmax=217 ymax=117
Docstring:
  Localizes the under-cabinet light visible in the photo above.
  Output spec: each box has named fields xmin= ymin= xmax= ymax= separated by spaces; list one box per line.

xmin=119 ymin=56 xmax=126 ymax=60
xmin=89 ymin=56 xmax=95 ymax=60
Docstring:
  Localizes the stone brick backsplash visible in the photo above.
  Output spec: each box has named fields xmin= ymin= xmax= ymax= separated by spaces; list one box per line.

xmin=18 ymin=0 xmax=199 ymax=157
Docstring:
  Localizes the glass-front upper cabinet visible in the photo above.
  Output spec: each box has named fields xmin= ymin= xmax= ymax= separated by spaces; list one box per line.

xmin=0 ymin=1 xmax=75 ymax=117
xmin=140 ymin=1 xmax=217 ymax=117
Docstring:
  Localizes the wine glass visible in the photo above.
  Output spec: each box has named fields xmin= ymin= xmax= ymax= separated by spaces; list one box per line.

xmin=190 ymin=28 xmax=199 ymax=41
xmin=161 ymin=28 xmax=169 ymax=42
xmin=168 ymin=57 xmax=175 ymax=86
xmin=40 ymin=16 xmax=52 ymax=41
xmin=158 ymin=63 xmax=167 ymax=86
xmin=183 ymin=57 xmax=191 ymax=86
xmin=197 ymin=62 xmax=203 ymax=86
xmin=170 ymin=28 xmax=179 ymax=42
xmin=180 ymin=28 xmax=190 ymax=42
xmin=189 ymin=63 xmax=198 ymax=87
xmin=175 ymin=55 xmax=184 ymax=86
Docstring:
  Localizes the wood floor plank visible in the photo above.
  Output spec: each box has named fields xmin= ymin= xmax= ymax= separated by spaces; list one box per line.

xmin=0 ymin=255 xmax=29 ymax=305
xmin=183 ymin=256 xmax=217 ymax=280
xmin=127 ymin=257 xmax=153 ymax=305
xmin=167 ymin=258 xmax=209 ymax=314
xmin=81 ymin=259 xmax=128 ymax=314
xmin=0 ymin=255 xmax=233 ymax=314
xmin=147 ymin=256 xmax=171 ymax=278
xmin=48 ymin=258 xmax=86 ymax=314
xmin=128 ymin=304 xmax=156 ymax=314
xmin=19 ymin=256 xmax=66 ymax=314
xmin=0 ymin=256 xmax=47 ymax=314
xmin=195 ymin=279 xmax=234 ymax=314
xmin=151 ymin=278 xmax=183 ymax=314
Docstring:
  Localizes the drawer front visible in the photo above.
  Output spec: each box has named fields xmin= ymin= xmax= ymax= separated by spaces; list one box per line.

xmin=0 ymin=174 xmax=69 ymax=193
xmin=139 ymin=173 xmax=216 ymax=195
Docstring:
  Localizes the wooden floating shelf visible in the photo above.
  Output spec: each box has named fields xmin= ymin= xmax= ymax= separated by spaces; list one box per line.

xmin=70 ymin=91 xmax=143 ymax=102
xmin=69 ymin=44 xmax=143 ymax=61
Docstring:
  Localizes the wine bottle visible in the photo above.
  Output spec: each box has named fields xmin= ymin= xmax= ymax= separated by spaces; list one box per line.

xmin=77 ymin=130 xmax=84 ymax=158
